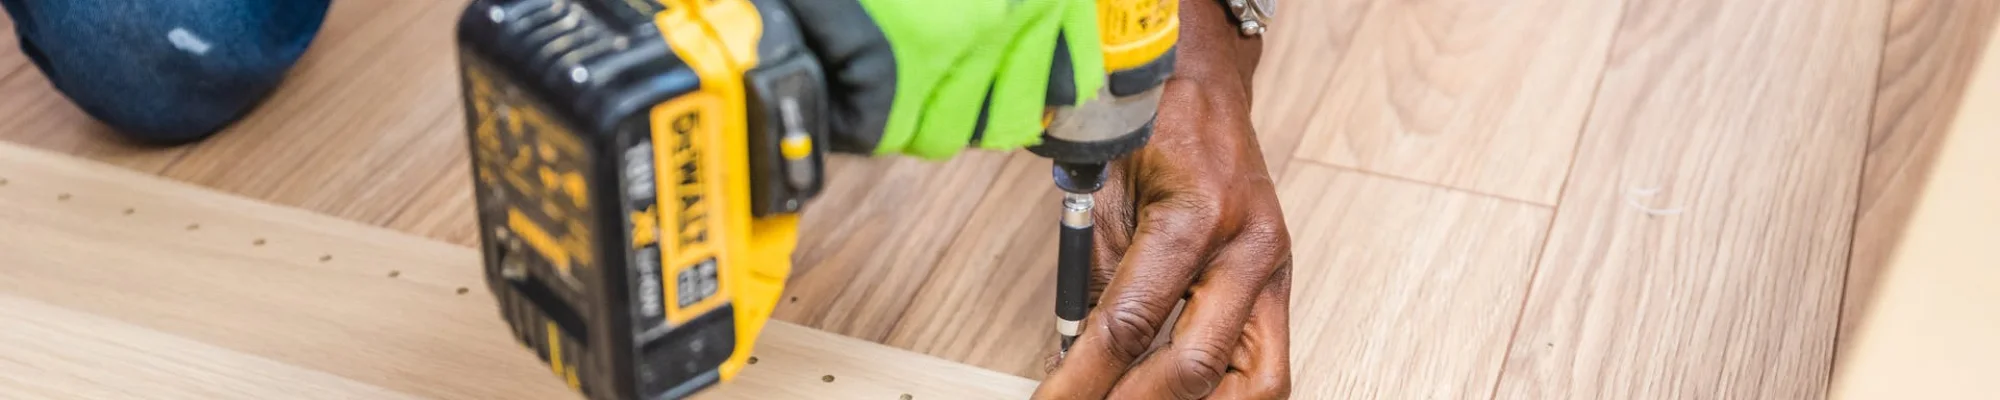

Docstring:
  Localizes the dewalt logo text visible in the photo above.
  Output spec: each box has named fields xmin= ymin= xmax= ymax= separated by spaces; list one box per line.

xmin=669 ymin=109 xmax=710 ymax=249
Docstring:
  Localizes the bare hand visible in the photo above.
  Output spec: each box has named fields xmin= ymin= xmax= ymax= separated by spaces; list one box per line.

xmin=1034 ymin=1 xmax=1290 ymax=397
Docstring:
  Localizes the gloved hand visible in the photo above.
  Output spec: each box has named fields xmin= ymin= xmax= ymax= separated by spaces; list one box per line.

xmin=776 ymin=0 xmax=1108 ymax=159
xmin=1034 ymin=1 xmax=1292 ymax=398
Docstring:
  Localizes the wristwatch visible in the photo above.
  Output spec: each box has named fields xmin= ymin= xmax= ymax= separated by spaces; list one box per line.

xmin=1224 ymin=0 xmax=1276 ymax=37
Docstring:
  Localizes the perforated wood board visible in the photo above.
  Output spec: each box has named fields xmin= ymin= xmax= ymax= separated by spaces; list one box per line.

xmin=0 ymin=142 xmax=1036 ymax=399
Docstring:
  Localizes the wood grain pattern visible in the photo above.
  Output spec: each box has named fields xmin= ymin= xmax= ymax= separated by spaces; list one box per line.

xmin=775 ymin=153 xmax=1012 ymax=342
xmin=0 ymin=15 xmax=30 ymax=91
xmin=1248 ymin=0 xmax=1373 ymax=178
xmin=1277 ymin=161 xmax=1551 ymax=400
xmin=880 ymin=153 xmax=1062 ymax=379
xmin=0 ymin=141 xmax=1038 ymax=399
xmin=0 ymin=0 xmax=425 ymax=177
xmin=1841 ymin=0 xmax=2000 ymax=356
xmin=145 ymin=0 xmax=469 ymax=232
xmin=0 ymin=294 xmax=418 ymax=400
xmin=1491 ymin=0 xmax=1886 ymax=398
xmin=1830 ymin=17 xmax=2000 ymax=398
xmin=1290 ymin=0 xmax=1625 ymax=204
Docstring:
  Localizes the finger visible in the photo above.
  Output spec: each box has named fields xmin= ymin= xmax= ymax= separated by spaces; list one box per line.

xmin=1211 ymin=264 xmax=1292 ymax=399
xmin=1034 ymin=199 xmax=1221 ymax=400
xmin=1089 ymin=163 xmax=1135 ymax=301
xmin=1107 ymin=237 xmax=1281 ymax=399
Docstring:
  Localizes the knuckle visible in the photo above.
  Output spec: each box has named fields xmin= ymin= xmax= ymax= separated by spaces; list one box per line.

xmin=1231 ymin=218 xmax=1294 ymax=265
xmin=1101 ymin=296 xmax=1168 ymax=361
xmin=1253 ymin=370 xmax=1293 ymax=399
xmin=1168 ymin=344 xmax=1231 ymax=399
xmin=1145 ymin=197 xmax=1223 ymax=239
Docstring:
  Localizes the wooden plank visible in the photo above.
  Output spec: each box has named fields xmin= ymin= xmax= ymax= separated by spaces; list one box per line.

xmin=1842 ymin=0 xmax=2000 ymax=356
xmin=1248 ymin=0 xmax=1374 ymax=178
xmin=0 ymin=12 xmax=27 ymax=82
xmin=0 ymin=69 xmax=183 ymax=172
xmin=146 ymin=0 xmax=468 ymax=230
xmin=1829 ymin=14 xmax=2000 ymax=399
xmin=1491 ymin=0 xmax=1885 ymax=398
xmin=0 ymin=142 xmax=1036 ymax=399
xmin=1277 ymin=161 xmax=1551 ymax=399
xmin=881 ymin=153 xmax=1062 ymax=378
xmin=776 ymin=153 xmax=1011 ymax=343
xmin=0 ymin=0 xmax=411 ymax=175
xmin=0 ymin=294 xmax=418 ymax=400
xmin=1290 ymin=0 xmax=1625 ymax=204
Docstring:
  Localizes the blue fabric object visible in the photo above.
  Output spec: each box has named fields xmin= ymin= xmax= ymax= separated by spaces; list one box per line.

xmin=2 ymin=0 xmax=331 ymax=144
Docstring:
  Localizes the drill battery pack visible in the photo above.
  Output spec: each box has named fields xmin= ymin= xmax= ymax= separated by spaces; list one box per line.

xmin=454 ymin=0 xmax=828 ymax=398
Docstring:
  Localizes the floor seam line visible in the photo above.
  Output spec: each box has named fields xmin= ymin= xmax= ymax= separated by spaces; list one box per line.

xmin=1292 ymin=158 xmax=1555 ymax=209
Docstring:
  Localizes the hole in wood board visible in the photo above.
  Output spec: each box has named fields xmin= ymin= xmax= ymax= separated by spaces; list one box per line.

xmin=319 ymin=255 xmax=333 ymax=263
xmin=747 ymin=356 xmax=758 ymax=365
xmin=789 ymin=296 xmax=798 ymax=303
xmin=185 ymin=223 xmax=201 ymax=231
xmin=253 ymin=238 xmax=267 ymax=246
xmin=821 ymin=375 xmax=835 ymax=383
xmin=56 ymin=193 xmax=70 ymax=201
xmin=456 ymin=287 xmax=470 ymax=295
xmin=387 ymin=271 xmax=401 ymax=278
xmin=902 ymin=394 xmax=913 ymax=400
xmin=122 ymin=208 xmax=135 ymax=215
xmin=0 ymin=177 xmax=9 ymax=186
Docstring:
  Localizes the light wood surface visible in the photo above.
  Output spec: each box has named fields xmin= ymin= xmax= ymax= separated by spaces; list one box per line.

xmin=1246 ymin=0 xmax=1372 ymax=178
xmin=1290 ymin=0 xmax=1623 ymax=204
xmin=7 ymin=0 xmax=2000 ymax=398
xmin=1841 ymin=0 xmax=2000 ymax=356
xmin=0 ymin=142 xmax=1036 ymax=399
xmin=1276 ymin=162 xmax=1551 ymax=399
xmin=1830 ymin=14 xmax=2000 ymax=397
xmin=1492 ymin=0 xmax=1885 ymax=398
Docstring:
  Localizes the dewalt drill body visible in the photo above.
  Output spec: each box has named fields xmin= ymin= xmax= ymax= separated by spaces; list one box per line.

xmin=454 ymin=1 xmax=1176 ymax=399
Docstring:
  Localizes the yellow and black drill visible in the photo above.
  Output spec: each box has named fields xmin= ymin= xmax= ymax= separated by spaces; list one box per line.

xmin=453 ymin=0 xmax=1176 ymax=398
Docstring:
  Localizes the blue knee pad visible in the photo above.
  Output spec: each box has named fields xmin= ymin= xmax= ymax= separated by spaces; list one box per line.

xmin=3 ymin=0 xmax=331 ymax=144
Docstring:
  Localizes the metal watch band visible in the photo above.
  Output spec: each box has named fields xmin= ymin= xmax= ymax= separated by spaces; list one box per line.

xmin=1223 ymin=0 xmax=1273 ymax=37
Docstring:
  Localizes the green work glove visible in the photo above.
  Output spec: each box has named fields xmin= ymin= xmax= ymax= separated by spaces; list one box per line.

xmin=779 ymin=0 xmax=1106 ymax=159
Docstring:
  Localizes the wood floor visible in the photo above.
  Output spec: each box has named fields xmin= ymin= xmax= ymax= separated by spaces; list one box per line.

xmin=1 ymin=0 xmax=1992 ymax=398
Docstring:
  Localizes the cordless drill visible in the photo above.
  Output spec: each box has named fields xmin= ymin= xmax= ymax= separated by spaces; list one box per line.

xmin=453 ymin=0 xmax=1175 ymax=399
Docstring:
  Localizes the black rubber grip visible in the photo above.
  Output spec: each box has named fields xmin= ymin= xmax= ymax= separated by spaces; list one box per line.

xmin=1056 ymin=223 xmax=1092 ymax=323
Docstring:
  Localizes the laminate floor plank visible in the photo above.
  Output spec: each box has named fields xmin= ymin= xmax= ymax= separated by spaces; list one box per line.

xmin=1291 ymin=0 xmax=1625 ymax=204
xmin=1491 ymin=0 xmax=1887 ymax=398
xmin=1278 ymin=161 xmax=1552 ymax=400
xmin=1249 ymin=0 xmax=1374 ymax=178
xmin=1841 ymin=0 xmax=2000 ymax=357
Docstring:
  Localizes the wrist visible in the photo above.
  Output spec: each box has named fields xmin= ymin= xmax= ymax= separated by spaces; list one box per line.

xmin=1174 ymin=0 xmax=1263 ymax=92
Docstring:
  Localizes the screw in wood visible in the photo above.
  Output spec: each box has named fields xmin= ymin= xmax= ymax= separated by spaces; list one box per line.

xmin=821 ymin=375 xmax=835 ymax=383
xmin=747 ymin=356 xmax=759 ymax=365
